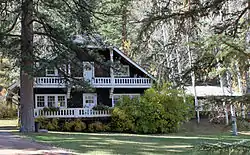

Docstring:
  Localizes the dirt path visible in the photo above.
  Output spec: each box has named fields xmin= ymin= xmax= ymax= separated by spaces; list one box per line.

xmin=0 ymin=130 xmax=73 ymax=155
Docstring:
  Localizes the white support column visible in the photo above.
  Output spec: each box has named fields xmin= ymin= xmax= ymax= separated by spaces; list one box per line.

xmin=110 ymin=48 xmax=114 ymax=85
xmin=55 ymin=96 xmax=58 ymax=107
xmin=111 ymin=95 xmax=114 ymax=107
xmin=44 ymin=96 xmax=48 ymax=107
xmin=68 ymin=63 xmax=71 ymax=76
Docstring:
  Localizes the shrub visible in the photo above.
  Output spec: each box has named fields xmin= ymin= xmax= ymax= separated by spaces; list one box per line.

xmin=35 ymin=116 xmax=49 ymax=129
xmin=110 ymin=96 xmax=136 ymax=132
xmin=110 ymin=83 xmax=194 ymax=134
xmin=88 ymin=121 xmax=105 ymax=132
xmin=0 ymin=103 xmax=17 ymax=119
xmin=63 ymin=121 xmax=74 ymax=131
xmin=235 ymin=118 xmax=250 ymax=131
xmin=92 ymin=104 xmax=110 ymax=111
xmin=63 ymin=119 xmax=86 ymax=132
xmin=47 ymin=118 xmax=59 ymax=131
xmin=43 ymin=107 xmax=60 ymax=112
xmin=73 ymin=119 xmax=86 ymax=132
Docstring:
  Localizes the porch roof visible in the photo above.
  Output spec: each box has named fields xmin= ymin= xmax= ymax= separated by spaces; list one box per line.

xmin=185 ymin=86 xmax=242 ymax=97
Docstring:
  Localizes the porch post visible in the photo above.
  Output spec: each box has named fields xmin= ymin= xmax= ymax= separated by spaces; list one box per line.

xmin=110 ymin=48 xmax=114 ymax=85
xmin=111 ymin=95 xmax=114 ymax=107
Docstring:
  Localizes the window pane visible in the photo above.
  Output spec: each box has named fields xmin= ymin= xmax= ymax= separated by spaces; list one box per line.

xmin=37 ymin=96 xmax=45 ymax=108
xmin=114 ymin=65 xmax=129 ymax=77
xmin=46 ymin=67 xmax=55 ymax=75
xmin=48 ymin=96 xmax=55 ymax=107
xmin=58 ymin=96 xmax=66 ymax=107
xmin=84 ymin=95 xmax=96 ymax=108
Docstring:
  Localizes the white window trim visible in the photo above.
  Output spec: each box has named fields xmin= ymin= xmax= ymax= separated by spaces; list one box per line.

xmin=113 ymin=65 xmax=130 ymax=77
xmin=83 ymin=61 xmax=95 ymax=78
xmin=45 ymin=67 xmax=58 ymax=76
xmin=35 ymin=94 xmax=67 ymax=109
xmin=112 ymin=94 xmax=140 ymax=107
xmin=82 ymin=93 xmax=97 ymax=108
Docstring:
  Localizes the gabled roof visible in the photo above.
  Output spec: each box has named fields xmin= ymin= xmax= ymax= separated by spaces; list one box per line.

xmin=85 ymin=45 xmax=156 ymax=81
xmin=72 ymin=34 xmax=156 ymax=81
xmin=112 ymin=47 xmax=156 ymax=81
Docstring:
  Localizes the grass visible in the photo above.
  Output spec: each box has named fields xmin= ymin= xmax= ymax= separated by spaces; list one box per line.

xmin=0 ymin=119 xmax=18 ymax=127
xmin=3 ymin=119 xmax=250 ymax=154
xmin=21 ymin=131 xmax=250 ymax=155
xmin=0 ymin=119 xmax=18 ymax=132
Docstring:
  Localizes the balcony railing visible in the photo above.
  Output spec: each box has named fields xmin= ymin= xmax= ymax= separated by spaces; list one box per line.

xmin=34 ymin=108 xmax=111 ymax=118
xmin=34 ymin=77 xmax=66 ymax=88
xmin=34 ymin=77 xmax=152 ymax=88
xmin=92 ymin=77 xmax=152 ymax=88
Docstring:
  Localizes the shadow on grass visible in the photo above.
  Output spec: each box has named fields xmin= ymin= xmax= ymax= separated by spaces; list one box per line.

xmin=18 ymin=132 xmax=250 ymax=155
xmin=0 ymin=126 xmax=18 ymax=131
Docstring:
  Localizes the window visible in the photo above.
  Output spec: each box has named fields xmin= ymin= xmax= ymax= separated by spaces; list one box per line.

xmin=85 ymin=95 xmax=94 ymax=104
xmin=83 ymin=94 xmax=97 ymax=108
xmin=35 ymin=94 xmax=67 ymax=108
xmin=46 ymin=67 xmax=58 ymax=76
xmin=37 ymin=96 xmax=45 ymax=107
xmin=112 ymin=94 xmax=140 ymax=107
xmin=113 ymin=65 xmax=129 ymax=77
xmin=47 ymin=96 xmax=55 ymax=107
xmin=58 ymin=96 xmax=66 ymax=107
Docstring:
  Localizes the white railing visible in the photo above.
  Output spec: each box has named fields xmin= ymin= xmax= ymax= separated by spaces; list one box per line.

xmin=34 ymin=77 xmax=66 ymax=87
xmin=34 ymin=108 xmax=111 ymax=118
xmin=34 ymin=77 xmax=152 ymax=88
xmin=92 ymin=77 xmax=152 ymax=88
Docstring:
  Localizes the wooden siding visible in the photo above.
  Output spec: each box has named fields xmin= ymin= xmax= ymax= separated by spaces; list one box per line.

xmin=114 ymin=88 xmax=146 ymax=94
xmin=68 ymin=91 xmax=83 ymax=108
xmin=96 ymin=88 xmax=112 ymax=107
xmin=113 ymin=52 xmax=146 ymax=78
xmin=34 ymin=88 xmax=114 ymax=108
xmin=34 ymin=48 xmax=148 ymax=79
xmin=34 ymin=88 xmax=66 ymax=94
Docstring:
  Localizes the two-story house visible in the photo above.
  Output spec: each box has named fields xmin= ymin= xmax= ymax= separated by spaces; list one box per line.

xmin=9 ymin=39 xmax=156 ymax=119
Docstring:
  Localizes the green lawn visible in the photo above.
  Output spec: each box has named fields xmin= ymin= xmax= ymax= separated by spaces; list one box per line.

xmin=3 ymin=119 xmax=250 ymax=154
xmin=21 ymin=131 xmax=250 ymax=155
xmin=0 ymin=119 xmax=18 ymax=127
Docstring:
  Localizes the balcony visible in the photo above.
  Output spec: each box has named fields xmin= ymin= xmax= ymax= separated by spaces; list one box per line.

xmin=92 ymin=77 xmax=152 ymax=88
xmin=34 ymin=77 xmax=66 ymax=88
xmin=34 ymin=108 xmax=111 ymax=118
xmin=34 ymin=77 xmax=153 ymax=88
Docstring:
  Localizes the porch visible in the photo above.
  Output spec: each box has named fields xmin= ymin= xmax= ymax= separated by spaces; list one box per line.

xmin=34 ymin=77 xmax=152 ymax=88
xmin=34 ymin=108 xmax=111 ymax=118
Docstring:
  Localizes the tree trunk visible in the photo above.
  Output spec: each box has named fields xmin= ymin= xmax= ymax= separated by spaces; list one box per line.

xmin=122 ymin=3 xmax=128 ymax=54
xmin=20 ymin=0 xmax=34 ymax=132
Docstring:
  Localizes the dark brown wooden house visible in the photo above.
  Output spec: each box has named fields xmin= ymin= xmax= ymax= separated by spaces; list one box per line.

xmin=10 ymin=42 xmax=155 ymax=118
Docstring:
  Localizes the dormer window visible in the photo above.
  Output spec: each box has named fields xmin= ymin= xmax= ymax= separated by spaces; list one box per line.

xmin=46 ymin=67 xmax=58 ymax=76
xmin=114 ymin=65 xmax=130 ymax=77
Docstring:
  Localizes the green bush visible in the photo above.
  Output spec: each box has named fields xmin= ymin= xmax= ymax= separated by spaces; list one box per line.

xmin=35 ymin=116 xmax=49 ymax=129
xmin=0 ymin=103 xmax=17 ymax=119
xmin=73 ymin=119 xmax=86 ymax=132
xmin=110 ymin=97 xmax=136 ymax=132
xmin=63 ymin=121 xmax=74 ymax=131
xmin=63 ymin=119 xmax=86 ymax=132
xmin=43 ymin=107 xmax=60 ymax=112
xmin=35 ymin=117 xmax=59 ymax=131
xmin=235 ymin=118 xmax=250 ymax=131
xmin=88 ymin=121 xmax=106 ymax=132
xmin=110 ymin=83 xmax=194 ymax=134
xmin=47 ymin=118 xmax=59 ymax=131
xmin=92 ymin=104 xmax=110 ymax=110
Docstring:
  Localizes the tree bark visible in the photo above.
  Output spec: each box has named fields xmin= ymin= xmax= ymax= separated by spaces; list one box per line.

xmin=122 ymin=3 xmax=128 ymax=54
xmin=20 ymin=0 xmax=34 ymax=132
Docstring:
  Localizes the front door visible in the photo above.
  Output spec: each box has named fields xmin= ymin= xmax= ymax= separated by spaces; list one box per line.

xmin=83 ymin=93 xmax=97 ymax=109
xmin=83 ymin=62 xmax=94 ymax=82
